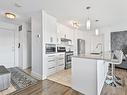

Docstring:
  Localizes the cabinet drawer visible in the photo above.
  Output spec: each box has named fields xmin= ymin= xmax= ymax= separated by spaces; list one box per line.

xmin=56 ymin=64 xmax=64 ymax=72
xmin=57 ymin=58 xmax=64 ymax=61
xmin=58 ymin=54 xmax=65 ymax=58
xmin=47 ymin=55 xmax=56 ymax=61
xmin=48 ymin=61 xmax=56 ymax=68
xmin=57 ymin=59 xmax=65 ymax=65
xmin=48 ymin=67 xmax=56 ymax=76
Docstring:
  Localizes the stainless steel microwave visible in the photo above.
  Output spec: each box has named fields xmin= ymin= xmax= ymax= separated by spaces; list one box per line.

xmin=45 ymin=44 xmax=56 ymax=54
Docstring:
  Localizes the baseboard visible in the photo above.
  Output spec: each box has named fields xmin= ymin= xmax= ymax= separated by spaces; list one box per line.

xmin=31 ymin=71 xmax=42 ymax=80
xmin=42 ymin=75 xmax=47 ymax=80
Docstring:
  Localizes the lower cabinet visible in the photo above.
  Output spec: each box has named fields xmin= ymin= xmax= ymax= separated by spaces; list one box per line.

xmin=48 ymin=67 xmax=56 ymax=76
xmin=46 ymin=53 xmax=65 ymax=76
xmin=56 ymin=59 xmax=65 ymax=72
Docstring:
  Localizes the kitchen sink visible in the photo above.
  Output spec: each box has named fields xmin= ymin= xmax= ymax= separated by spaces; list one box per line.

xmin=90 ymin=53 xmax=100 ymax=55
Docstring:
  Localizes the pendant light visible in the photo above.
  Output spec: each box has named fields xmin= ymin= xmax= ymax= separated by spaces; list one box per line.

xmin=86 ymin=18 xmax=91 ymax=30
xmin=95 ymin=28 xmax=99 ymax=35
xmin=95 ymin=20 xmax=99 ymax=35
xmin=86 ymin=6 xmax=91 ymax=30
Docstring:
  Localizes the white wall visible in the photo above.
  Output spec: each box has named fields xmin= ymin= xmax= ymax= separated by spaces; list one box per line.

xmin=31 ymin=11 xmax=43 ymax=79
xmin=90 ymin=33 xmax=104 ymax=53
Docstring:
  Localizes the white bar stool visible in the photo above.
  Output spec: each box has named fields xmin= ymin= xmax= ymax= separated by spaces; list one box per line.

xmin=106 ymin=50 xmax=123 ymax=87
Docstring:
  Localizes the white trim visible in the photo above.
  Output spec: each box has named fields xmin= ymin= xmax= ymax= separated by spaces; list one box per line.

xmin=31 ymin=71 xmax=42 ymax=80
xmin=42 ymin=75 xmax=47 ymax=80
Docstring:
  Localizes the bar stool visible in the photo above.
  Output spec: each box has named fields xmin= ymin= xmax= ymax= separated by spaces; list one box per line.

xmin=106 ymin=50 xmax=123 ymax=87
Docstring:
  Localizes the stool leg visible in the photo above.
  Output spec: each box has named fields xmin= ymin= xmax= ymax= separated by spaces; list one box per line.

xmin=112 ymin=63 xmax=114 ymax=80
xmin=111 ymin=64 xmax=117 ymax=87
xmin=111 ymin=64 xmax=121 ymax=87
xmin=105 ymin=63 xmax=121 ymax=87
xmin=114 ymin=65 xmax=122 ymax=86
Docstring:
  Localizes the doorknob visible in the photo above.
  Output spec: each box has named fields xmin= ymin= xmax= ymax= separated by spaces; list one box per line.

xmin=18 ymin=43 xmax=20 ymax=48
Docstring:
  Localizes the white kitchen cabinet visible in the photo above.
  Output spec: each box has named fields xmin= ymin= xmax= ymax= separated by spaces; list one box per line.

xmin=56 ymin=32 xmax=61 ymax=44
xmin=46 ymin=53 xmax=65 ymax=77
xmin=46 ymin=54 xmax=57 ymax=76
xmin=72 ymin=57 xmax=108 ymax=95
xmin=48 ymin=67 xmax=56 ymax=76
xmin=44 ymin=12 xmax=57 ymax=44
xmin=97 ymin=60 xmax=105 ymax=95
xmin=57 ymin=23 xmax=74 ymax=45
xmin=56 ymin=53 xmax=65 ymax=72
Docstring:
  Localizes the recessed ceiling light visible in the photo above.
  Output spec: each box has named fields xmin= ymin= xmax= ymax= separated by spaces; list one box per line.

xmin=14 ymin=3 xmax=22 ymax=8
xmin=95 ymin=20 xmax=99 ymax=22
xmin=5 ymin=12 xmax=16 ymax=19
xmin=86 ymin=6 xmax=91 ymax=10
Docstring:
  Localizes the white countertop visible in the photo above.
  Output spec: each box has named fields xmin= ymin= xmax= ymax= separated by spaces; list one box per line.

xmin=73 ymin=52 xmax=119 ymax=62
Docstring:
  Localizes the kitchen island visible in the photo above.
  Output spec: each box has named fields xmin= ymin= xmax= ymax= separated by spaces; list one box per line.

xmin=72 ymin=53 xmax=117 ymax=95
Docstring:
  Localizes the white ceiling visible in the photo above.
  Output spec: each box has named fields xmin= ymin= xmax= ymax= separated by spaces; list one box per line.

xmin=0 ymin=0 xmax=127 ymax=30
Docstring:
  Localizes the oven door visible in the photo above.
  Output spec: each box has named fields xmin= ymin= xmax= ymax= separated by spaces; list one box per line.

xmin=65 ymin=54 xmax=73 ymax=69
xmin=66 ymin=55 xmax=72 ymax=62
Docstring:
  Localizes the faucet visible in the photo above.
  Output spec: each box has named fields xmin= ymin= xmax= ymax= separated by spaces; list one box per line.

xmin=96 ymin=43 xmax=103 ymax=54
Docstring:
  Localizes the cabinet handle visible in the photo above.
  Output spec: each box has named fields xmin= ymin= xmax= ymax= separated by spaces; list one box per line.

xmin=58 ymin=58 xmax=64 ymax=60
xmin=48 ymin=67 xmax=55 ymax=69
xmin=48 ymin=60 xmax=55 ymax=62
xmin=60 ymin=54 xmax=65 ymax=55
xmin=58 ymin=64 xmax=64 ymax=66
xmin=48 ymin=55 xmax=55 ymax=57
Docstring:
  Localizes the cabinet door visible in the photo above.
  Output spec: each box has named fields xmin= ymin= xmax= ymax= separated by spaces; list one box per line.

xmin=44 ymin=12 xmax=57 ymax=44
xmin=48 ymin=67 xmax=56 ymax=76
xmin=97 ymin=60 xmax=105 ymax=95
xmin=56 ymin=33 xmax=61 ymax=44
xmin=47 ymin=60 xmax=56 ymax=68
xmin=56 ymin=53 xmax=65 ymax=72
xmin=46 ymin=54 xmax=57 ymax=76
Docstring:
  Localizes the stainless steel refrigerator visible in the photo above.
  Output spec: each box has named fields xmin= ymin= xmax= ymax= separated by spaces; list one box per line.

xmin=77 ymin=39 xmax=85 ymax=55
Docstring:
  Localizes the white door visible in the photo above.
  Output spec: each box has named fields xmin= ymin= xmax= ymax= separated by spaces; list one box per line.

xmin=0 ymin=29 xmax=15 ymax=68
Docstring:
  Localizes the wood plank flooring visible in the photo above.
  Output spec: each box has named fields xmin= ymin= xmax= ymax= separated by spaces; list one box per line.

xmin=8 ymin=80 xmax=84 ymax=95
xmin=101 ymin=68 xmax=127 ymax=95
xmin=1 ymin=68 xmax=127 ymax=95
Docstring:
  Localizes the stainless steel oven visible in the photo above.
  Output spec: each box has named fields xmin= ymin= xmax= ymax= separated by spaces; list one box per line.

xmin=57 ymin=47 xmax=66 ymax=52
xmin=65 ymin=51 xmax=73 ymax=69
xmin=45 ymin=44 xmax=56 ymax=54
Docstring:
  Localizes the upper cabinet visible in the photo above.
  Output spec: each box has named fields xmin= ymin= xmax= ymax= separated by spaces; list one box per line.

xmin=57 ymin=23 xmax=74 ymax=45
xmin=43 ymin=11 xmax=57 ymax=44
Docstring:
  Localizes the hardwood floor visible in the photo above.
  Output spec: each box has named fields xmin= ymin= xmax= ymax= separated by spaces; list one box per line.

xmin=101 ymin=68 xmax=127 ymax=95
xmin=1 ymin=68 xmax=127 ymax=95
xmin=8 ymin=80 xmax=84 ymax=95
xmin=47 ymin=69 xmax=71 ymax=87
